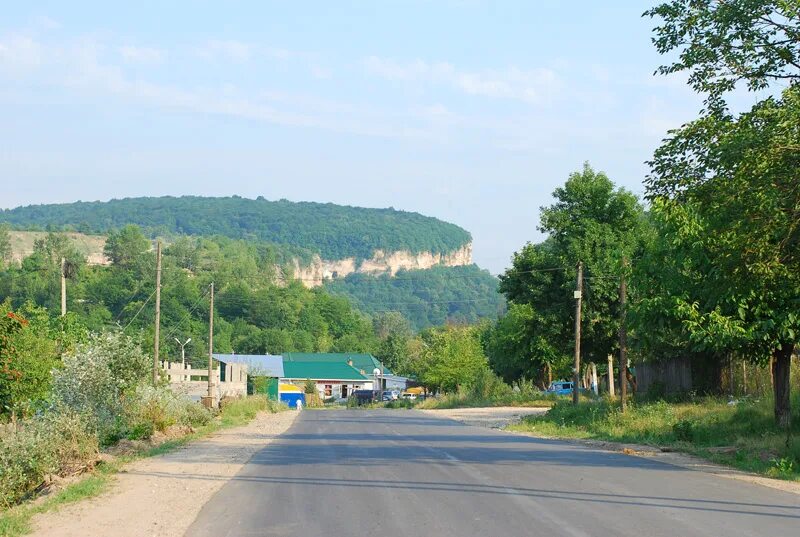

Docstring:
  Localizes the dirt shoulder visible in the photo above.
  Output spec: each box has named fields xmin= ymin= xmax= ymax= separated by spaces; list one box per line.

xmin=424 ymin=406 xmax=800 ymax=496
xmin=507 ymin=430 xmax=800 ymax=496
xmin=419 ymin=406 xmax=548 ymax=428
xmin=27 ymin=410 xmax=299 ymax=537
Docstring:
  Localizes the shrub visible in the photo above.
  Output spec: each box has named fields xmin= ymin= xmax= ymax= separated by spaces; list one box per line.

xmin=123 ymin=385 xmax=212 ymax=439
xmin=468 ymin=368 xmax=513 ymax=400
xmin=0 ymin=410 xmax=98 ymax=507
xmin=52 ymin=331 xmax=150 ymax=443
xmin=672 ymin=419 xmax=695 ymax=442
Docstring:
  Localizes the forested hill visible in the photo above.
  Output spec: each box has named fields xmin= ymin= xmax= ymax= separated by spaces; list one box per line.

xmin=0 ymin=196 xmax=471 ymax=260
xmin=325 ymin=265 xmax=504 ymax=330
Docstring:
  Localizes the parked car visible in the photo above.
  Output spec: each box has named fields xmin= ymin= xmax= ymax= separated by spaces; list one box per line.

xmin=546 ymin=381 xmax=578 ymax=395
xmin=401 ymin=392 xmax=417 ymax=400
xmin=381 ymin=390 xmax=399 ymax=401
xmin=352 ymin=390 xmax=377 ymax=404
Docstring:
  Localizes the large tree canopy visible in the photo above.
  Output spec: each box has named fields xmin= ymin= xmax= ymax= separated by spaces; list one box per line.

xmin=646 ymin=0 xmax=800 ymax=107
xmin=646 ymin=83 xmax=800 ymax=426
xmin=494 ymin=164 xmax=648 ymax=383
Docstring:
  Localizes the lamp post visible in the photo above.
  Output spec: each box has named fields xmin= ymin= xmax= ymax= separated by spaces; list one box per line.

xmin=174 ymin=337 xmax=191 ymax=381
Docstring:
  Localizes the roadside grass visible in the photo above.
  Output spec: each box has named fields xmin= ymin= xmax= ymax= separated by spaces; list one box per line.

xmin=415 ymin=392 xmax=573 ymax=410
xmin=508 ymin=393 xmax=800 ymax=481
xmin=0 ymin=396 xmax=285 ymax=537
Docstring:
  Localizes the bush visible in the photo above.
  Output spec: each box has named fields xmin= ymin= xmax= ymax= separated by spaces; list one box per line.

xmin=0 ymin=410 xmax=98 ymax=507
xmin=672 ymin=419 xmax=695 ymax=442
xmin=468 ymin=368 xmax=513 ymax=400
xmin=52 ymin=331 xmax=150 ymax=443
xmin=123 ymin=385 xmax=212 ymax=439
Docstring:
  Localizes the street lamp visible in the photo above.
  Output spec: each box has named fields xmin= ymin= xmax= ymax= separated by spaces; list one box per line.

xmin=174 ymin=338 xmax=191 ymax=381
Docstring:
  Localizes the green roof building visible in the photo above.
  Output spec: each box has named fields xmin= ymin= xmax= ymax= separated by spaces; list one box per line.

xmin=282 ymin=352 xmax=392 ymax=376
xmin=282 ymin=361 xmax=368 ymax=381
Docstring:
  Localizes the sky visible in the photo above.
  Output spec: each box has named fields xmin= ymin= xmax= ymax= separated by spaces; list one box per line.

xmin=0 ymin=1 xmax=715 ymax=273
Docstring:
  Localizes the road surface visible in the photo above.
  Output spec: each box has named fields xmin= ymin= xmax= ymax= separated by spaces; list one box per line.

xmin=186 ymin=409 xmax=800 ymax=537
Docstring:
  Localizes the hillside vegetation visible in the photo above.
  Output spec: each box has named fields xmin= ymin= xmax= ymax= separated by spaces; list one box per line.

xmin=0 ymin=196 xmax=472 ymax=260
xmin=325 ymin=265 xmax=504 ymax=330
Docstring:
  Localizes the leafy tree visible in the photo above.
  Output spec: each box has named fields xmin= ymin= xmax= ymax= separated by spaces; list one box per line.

xmin=0 ymin=224 xmax=10 ymax=266
xmin=495 ymin=164 xmax=647 ymax=385
xmin=407 ymin=325 xmax=488 ymax=392
xmin=645 ymin=0 xmax=800 ymax=109
xmin=0 ymin=303 xmax=83 ymax=417
xmin=104 ymin=225 xmax=150 ymax=267
xmin=373 ymin=312 xmax=412 ymax=371
xmin=646 ymin=85 xmax=800 ymax=427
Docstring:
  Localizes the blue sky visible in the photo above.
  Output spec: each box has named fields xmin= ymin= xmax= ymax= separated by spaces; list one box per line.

xmin=0 ymin=1 xmax=714 ymax=272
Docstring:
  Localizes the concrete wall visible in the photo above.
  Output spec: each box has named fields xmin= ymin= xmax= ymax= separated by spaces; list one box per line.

xmin=161 ymin=361 xmax=247 ymax=401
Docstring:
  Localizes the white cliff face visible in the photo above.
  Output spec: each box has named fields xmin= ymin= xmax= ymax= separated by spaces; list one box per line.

xmin=288 ymin=243 xmax=473 ymax=287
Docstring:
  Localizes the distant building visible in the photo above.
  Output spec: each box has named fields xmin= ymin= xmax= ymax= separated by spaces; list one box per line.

xmin=283 ymin=352 xmax=408 ymax=394
xmin=214 ymin=354 xmax=284 ymax=400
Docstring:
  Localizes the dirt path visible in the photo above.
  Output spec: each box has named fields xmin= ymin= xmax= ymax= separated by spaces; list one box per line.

xmin=28 ymin=410 xmax=299 ymax=537
xmin=419 ymin=406 xmax=548 ymax=428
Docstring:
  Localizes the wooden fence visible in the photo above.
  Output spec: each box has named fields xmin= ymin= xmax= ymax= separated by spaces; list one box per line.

xmin=635 ymin=357 xmax=693 ymax=395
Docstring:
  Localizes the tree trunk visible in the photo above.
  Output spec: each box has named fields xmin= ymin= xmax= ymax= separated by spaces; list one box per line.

xmin=772 ymin=343 xmax=794 ymax=429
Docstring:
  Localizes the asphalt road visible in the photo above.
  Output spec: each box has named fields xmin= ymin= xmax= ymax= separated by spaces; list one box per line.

xmin=185 ymin=409 xmax=800 ymax=537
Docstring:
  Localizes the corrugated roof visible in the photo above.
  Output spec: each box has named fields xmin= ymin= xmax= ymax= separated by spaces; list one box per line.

xmin=282 ymin=361 xmax=368 ymax=381
xmin=282 ymin=352 xmax=392 ymax=376
xmin=213 ymin=354 xmax=285 ymax=377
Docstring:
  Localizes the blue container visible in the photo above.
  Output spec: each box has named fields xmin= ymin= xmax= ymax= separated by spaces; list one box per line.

xmin=280 ymin=392 xmax=306 ymax=409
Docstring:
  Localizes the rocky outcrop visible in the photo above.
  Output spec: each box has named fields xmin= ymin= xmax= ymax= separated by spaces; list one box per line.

xmin=289 ymin=243 xmax=473 ymax=287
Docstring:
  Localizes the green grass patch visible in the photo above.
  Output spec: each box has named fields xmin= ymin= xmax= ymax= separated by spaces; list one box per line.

xmin=508 ymin=394 xmax=800 ymax=481
xmin=0 ymin=473 xmax=112 ymax=537
xmin=0 ymin=396 xmax=286 ymax=537
xmin=415 ymin=392 xmax=572 ymax=410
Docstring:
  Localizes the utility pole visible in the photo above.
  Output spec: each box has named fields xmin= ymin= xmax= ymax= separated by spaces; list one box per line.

xmin=207 ymin=282 xmax=215 ymax=401
xmin=607 ymin=354 xmax=615 ymax=397
xmin=619 ymin=258 xmax=628 ymax=412
xmin=153 ymin=241 xmax=162 ymax=385
xmin=60 ymin=257 xmax=67 ymax=317
xmin=573 ymin=261 xmax=583 ymax=406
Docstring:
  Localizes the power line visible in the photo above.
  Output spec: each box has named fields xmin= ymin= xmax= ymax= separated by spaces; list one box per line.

xmin=161 ymin=284 xmax=213 ymax=343
xmin=121 ymin=288 xmax=157 ymax=331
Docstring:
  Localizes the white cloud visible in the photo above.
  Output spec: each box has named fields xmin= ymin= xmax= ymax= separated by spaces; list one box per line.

xmin=364 ymin=56 xmax=561 ymax=103
xmin=196 ymin=39 xmax=252 ymax=63
xmin=0 ymin=34 xmax=44 ymax=72
xmin=119 ymin=45 xmax=165 ymax=64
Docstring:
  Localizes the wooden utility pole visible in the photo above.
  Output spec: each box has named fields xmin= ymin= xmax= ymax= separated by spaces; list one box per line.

xmin=60 ymin=257 xmax=67 ymax=317
xmin=619 ymin=259 xmax=628 ymax=412
xmin=153 ymin=241 xmax=162 ymax=385
xmin=573 ymin=261 xmax=583 ymax=405
xmin=607 ymin=354 xmax=615 ymax=397
xmin=207 ymin=282 xmax=215 ymax=400
xmin=742 ymin=361 xmax=747 ymax=395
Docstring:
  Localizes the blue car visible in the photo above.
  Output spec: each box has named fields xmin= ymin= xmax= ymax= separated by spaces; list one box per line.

xmin=547 ymin=381 xmax=576 ymax=395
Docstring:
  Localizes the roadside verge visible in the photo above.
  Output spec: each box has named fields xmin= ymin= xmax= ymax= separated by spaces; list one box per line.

xmin=19 ymin=409 xmax=298 ymax=537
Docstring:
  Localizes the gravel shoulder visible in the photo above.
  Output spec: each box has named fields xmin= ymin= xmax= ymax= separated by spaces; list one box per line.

xmin=27 ymin=410 xmax=299 ymax=537
xmin=419 ymin=406 xmax=548 ymax=428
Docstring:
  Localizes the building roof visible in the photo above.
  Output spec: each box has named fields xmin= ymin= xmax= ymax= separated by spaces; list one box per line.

xmin=282 ymin=361 xmax=369 ymax=381
xmin=282 ymin=352 xmax=392 ymax=376
xmin=213 ymin=354 xmax=285 ymax=377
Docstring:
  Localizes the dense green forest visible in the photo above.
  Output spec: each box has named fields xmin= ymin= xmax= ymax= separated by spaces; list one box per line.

xmin=325 ymin=265 xmax=504 ymax=331
xmin=0 ymin=196 xmax=472 ymax=260
xmin=0 ymin=225 xmax=500 ymax=363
